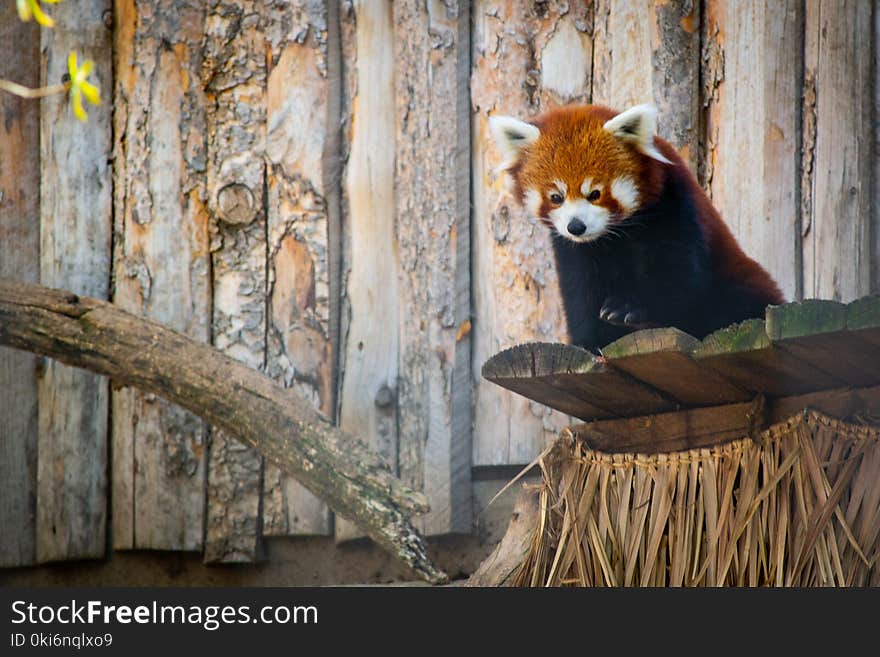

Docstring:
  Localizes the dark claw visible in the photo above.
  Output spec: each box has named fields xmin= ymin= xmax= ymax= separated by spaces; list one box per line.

xmin=623 ymin=310 xmax=644 ymax=325
xmin=600 ymin=297 xmax=649 ymax=327
xmin=599 ymin=297 xmax=624 ymax=322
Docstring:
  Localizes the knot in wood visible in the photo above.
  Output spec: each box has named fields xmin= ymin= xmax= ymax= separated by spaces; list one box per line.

xmin=374 ymin=384 xmax=395 ymax=409
xmin=217 ymin=183 xmax=256 ymax=225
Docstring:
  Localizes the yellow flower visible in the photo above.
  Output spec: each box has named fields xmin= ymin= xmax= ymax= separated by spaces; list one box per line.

xmin=16 ymin=0 xmax=61 ymax=27
xmin=67 ymin=51 xmax=101 ymax=122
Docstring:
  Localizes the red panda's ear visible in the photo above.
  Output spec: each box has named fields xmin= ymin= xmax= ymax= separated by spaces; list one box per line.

xmin=488 ymin=115 xmax=540 ymax=170
xmin=603 ymin=104 xmax=672 ymax=164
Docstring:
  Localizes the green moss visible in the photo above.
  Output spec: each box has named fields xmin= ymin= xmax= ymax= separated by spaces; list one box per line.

xmin=602 ymin=327 xmax=698 ymax=360
xmin=693 ymin=319 xmax=769 ymax=358
xmin=765 ymin=299 xmax=845 ymax=340
xmin=846 ymin=294 xmax=880 ymax=331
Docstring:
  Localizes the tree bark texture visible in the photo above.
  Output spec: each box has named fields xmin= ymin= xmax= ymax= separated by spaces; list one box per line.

xmin=261 ymin=0 xmax=337 ymax=540
xmin=201 ymin=0 xmax=268 ymax=563
xmin=112 ymin=0 xmax=210 ymax=552
xmin=0 ymin=278 xmax=447 ymax=584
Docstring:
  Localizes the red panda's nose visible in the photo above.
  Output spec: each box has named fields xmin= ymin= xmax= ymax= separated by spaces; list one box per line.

xmin=567 ymin=218 xmax=587 ymax=236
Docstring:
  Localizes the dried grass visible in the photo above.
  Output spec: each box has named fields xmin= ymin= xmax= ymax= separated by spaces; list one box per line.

xmin=513 ymin=410 xmax=880 ymax=587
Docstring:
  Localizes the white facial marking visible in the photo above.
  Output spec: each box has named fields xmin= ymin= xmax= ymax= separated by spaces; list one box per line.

xmin=610 ymin=176 xmax=639 ymax=214
xmin=579 ymin=178 xmax=595 ymax=197
xmin=548 ymin=199 xmax=610 ymax=243
xmin=552 ymin=180 xmax=568 ymax=195
xmin=524 ymin=188 xmax=542 ymax=216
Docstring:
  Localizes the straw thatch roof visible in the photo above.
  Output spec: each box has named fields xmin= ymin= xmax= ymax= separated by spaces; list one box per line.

xmin=513 ymin=410 xmax=880 ymax=586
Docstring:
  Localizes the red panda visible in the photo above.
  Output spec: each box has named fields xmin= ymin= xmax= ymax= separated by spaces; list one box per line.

xmin=489 ymin=103 xmax=785 ymax=352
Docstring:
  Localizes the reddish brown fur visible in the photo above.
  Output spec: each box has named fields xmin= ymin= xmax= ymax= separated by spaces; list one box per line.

xmin=510 ymin=106 xmax=664 ymax=212
xmin=509 ymin=104 xmax=784 ymax=305
xmin=653 ymin=136 xmax=785 ymax=305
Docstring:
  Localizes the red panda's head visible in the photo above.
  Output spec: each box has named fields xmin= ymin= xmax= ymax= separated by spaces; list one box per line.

xmin=489 ymin=104 xmax=673 ymax=243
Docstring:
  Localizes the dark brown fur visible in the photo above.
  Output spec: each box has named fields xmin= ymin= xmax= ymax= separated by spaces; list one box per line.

xmin=503 ymin=104 xmax=784 ymax=349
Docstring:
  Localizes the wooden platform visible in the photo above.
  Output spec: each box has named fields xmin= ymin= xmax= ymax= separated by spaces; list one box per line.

xmin=482 ymin=296 xmax=880 ymax=453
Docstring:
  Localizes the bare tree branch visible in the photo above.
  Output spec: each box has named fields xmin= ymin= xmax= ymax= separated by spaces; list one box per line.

xmin=0 ymin=278 xmax=447 ymax=584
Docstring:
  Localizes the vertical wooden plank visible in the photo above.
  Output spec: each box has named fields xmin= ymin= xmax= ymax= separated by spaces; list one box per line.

xmin=112 ymin=0 xmax=209 ymax=551
xmin=802 ymin=0 xmax=874 ymax=301
xmin=592 ymin=0 xmax=700 ymax=169
xmin=201 ymin=1 xmax=266 ymax=562
xmin=471 ymin=1 xmax=592 ymax=466
xmin=393 ymin=0 xmax=473 ymax=535
xmin=702 ymin=1 xmax=803 ymax=302
xmin=336 ymin=0 xmax=397 ymax=541
xmin=36 ymin=0 xmax=112 ymax=562
xmin=873 ymin=1 xmax=879 ymax=295
xmin=0 ymin=6 xmax=40 ymax=567
xmin=261 ymin=1 xmax=336 ymax=537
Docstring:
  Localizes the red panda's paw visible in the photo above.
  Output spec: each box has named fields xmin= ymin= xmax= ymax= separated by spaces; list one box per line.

xmin=599 ymin=297 xmax=651 ymax=328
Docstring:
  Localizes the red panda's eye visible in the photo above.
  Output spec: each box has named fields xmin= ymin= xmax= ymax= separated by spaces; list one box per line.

xmin=587 ymin=189 xmax=601 ymax=202
xmin=549 ymin=192 xmax=564 ymax=205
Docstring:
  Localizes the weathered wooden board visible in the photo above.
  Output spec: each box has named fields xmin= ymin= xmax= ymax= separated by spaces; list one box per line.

xmin=392 ymin=0 xmax=473 ymax=536
xmin=482 ymin=343 xmax=612 ymax=421
xmin=802 ymin=0 xmax=874 ymax=301
xmin=36 ymin=0 xmax=112 ymax=563
xmin=592 ymin=0 xmax=700 ymax=169
xmin=571 ymin=384 xmax=880 ymax=455
xmin=202 ymin=0 xmax=266 ymax=563
xmin=602 ymin=328 xmax=749 ymax=406
xmin=483 ymin=294 xmax=880 ymax=427
xmin=875 ymin=5 xmax=880 ymax=296
xmin=483 ymin=342 xmax=673 ymax=421
xmin=692 ymin=319 xmax=841 ymax=397
xmin=262 ymin=2 xmax=336 ymax=538
xmin=572 ymin=402 xmax=760 ymax=454
xmin=766 ymin=300 xmax=880 ymax=388
xmin=538 ymin=352 xmax=673 ymax=418
xmin=769 ymin=384 xmax=880 ymax=425
xmin=112 ymin=0 xmax=209 ymax=551
xmin=0 ymin=6 xmax=39 ymax=567
xmin=846 ymin=295 xmax=880 ymax=351
xmin=471 ymin=0 xmax=593 ymax=466
xmin=336 ymin=0 xmax=398 ymax=541
xmin=702 ymin=0 xmax=803 ymax=301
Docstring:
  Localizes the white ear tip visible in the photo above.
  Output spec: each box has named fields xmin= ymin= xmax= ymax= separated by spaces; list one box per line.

xmin=636 ymin=104 xmax=659 ymax=128
xmin=488 ymin=115 xmax=540 ymax=147
xmin=603 ymin=103 xmax=659 ymax=132
xmin=487 ymin=115 xmax=510 ymax=141
xmin=604 ymin=103 xmax=671 ymax=163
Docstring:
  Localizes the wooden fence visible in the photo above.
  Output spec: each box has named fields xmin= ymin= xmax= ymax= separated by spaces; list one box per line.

xmin=0 ymin=0 xmax=876 ymax=568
